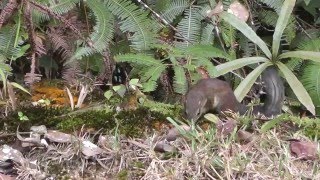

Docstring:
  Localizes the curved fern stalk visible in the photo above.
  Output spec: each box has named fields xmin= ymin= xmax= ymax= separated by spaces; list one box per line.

xmin=105 ymin=0 xmax=157 ymax=51
xmin=175 ymin=6 xmax=202 ymax=48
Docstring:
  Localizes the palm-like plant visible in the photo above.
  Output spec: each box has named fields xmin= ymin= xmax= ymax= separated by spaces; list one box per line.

xmin=216 ymin=0 xmax=320 ymax=115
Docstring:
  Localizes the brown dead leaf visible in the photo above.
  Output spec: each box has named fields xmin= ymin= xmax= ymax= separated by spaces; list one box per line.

xmin=228 ymin=1 xmax=249 ymax=22
xmin=154 ymin=140 xmax=176 ymax=153
xmin=216 ymin=119 xmax=237 ymax=137
xmin=45 ymin=130 xmax=77 ymax=143
xmin=166 ymin=125 xmax=190 ymax=141
xmin=237 ymin=130 xmax=254 ymax=143
xmin=289 ymin=140 xmax=318 ymax=160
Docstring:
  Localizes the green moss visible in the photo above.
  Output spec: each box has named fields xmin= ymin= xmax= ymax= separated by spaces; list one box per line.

xmin=2 ymin=98 xmax=183 ymax=138
xmin=117 ymin=170 xmax=128 ymax=180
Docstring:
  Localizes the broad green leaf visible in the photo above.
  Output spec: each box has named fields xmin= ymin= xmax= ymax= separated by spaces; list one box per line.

xmin=129 ymin=78 xmax=142 ymax=87
xmin=104 ymin=90 xmax=114 ymax=100
xmin=278 ymin=51 xmax=320 ymax=63
xmin=277 ymin=62 xmax=315 ymax=115
xmin=10 ymin=82 xmax=30 ymax=95
xmin=272 ymin=0 xmax=296 ymax=57
xmin=234 ymin=62 xmax=271 ymax=101
xmin=113 ymin=85 xmax=127 ymax=98
xmin=221 ymin=12 xmax=272 ymax=59
xmin=216 ymin=57 xmax=268 ymax=76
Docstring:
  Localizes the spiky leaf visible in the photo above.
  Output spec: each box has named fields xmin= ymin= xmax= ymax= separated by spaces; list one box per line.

xmin=221 ymin=12 xmax=272 ymax=59
xmin=277 ymin=62 xmax=315 ymax=115
xmin=278 ymin=51 xmax=320 ymax=63
xmin=216 ymin=57 xmax=268 ymax=76
xmin=272 ymin=0 xmax=296 ymax=58
xmin=234 ymin=62 xmax=271 ymax=101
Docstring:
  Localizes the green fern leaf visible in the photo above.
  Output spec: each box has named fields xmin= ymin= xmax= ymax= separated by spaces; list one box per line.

xmin=185 ymin=45 xmax=231 ymax=60
xmin=258 ymin=0 xmax=284 ymax=13
xmin=175 ymin=7 xmax=202 ymax=48
xmin=51 ymin=0 xmax=78 ymax=15
xmin=200 ymin=24 xmax=215 ymax=45
xmin=220 ymin=20 xmax=236 ymax=48
xmin=32 ymin=0 xmax=78 ymax=23
xmin=173 ymin=66 xmax=187 ymax=94
xmin=67 ymin=47 xmax=95 ymax=64
xmin=160 ymin=0 xmax=189 ymax=23
xmin=87 ymin=0 xmax=114 ymax=52
xmin=115 ymin=54 xmax=162 ymax=66
xmin=0 ymin=55 xmax=12 ymax=75
xmin=141 ymin=65 xmax=166 ymax=92
xmin=301 ymin=63 xmax=320 ymax=105
xmin=0 ymin=26 xmax=22 ymax=60
xmin=105 ymin=0 xmax=157 ymax=51
xmin=258 ymin=10 xmax=296 ymax=43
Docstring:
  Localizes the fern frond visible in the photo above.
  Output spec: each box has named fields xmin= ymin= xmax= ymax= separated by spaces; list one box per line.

xmin=0 ymin=54 xmax=12 ymax=75
xmin=220 ymin=20 xmax=236 ymax=48
xmin=31 ymin=0 xmax=78 ymax=24
xmin=115 ymin=54 xmax=163 ymax=66
xmin=300 ymin=63 xmax=320 ymax=107
xmin=0 ymin=26 xmax=23 ymax=60
xmin=175 ymin=6 xmax=202 ymax=48
xmin=286 ymin=38 xmax=320 ymax=70
xmin=258 ymin=0 xmax=284 ymax=13
xmin=141 ymin=65 xmax=166 ymax=92
xmin=105 ymin=0 xmax=157 ymax=51
xmin=297 ymin=38 xmax=320 ymax=51
xmin=185 ymin=45 xmax=231 ymax=60
xmin=47 ymin=28 xmax=73 ymax=61
xmin=200 ymin=24 xmax=215 ymax=45
xmin=50 ymin=0 xmax=78 ymax=15
xmin=68 ymin=46 xmax=95 ymax=64
xmin=238 ymin=34 xmax=256 ymax=57
xmin=258 ymin=9 xmax=296 ymax=43
xmin=173 ymin=66 xmax=187 ymax=94
xmin=160 ymin=0 xmax=189 ymax=23
xmin=87 ymin=0 xmax=114 ymax=52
